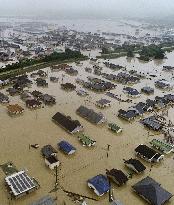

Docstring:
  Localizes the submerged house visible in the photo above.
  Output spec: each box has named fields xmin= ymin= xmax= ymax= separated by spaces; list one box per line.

xmin=41 ymin=94 xmax=56 ymax=105
xmin=124 ymin=158 xmax=146 ymax=174
xmin=118 ymin=109 xmax=138 ymax=121
xmin=106 ymin=169 xmax=128 ymax=186
xmin=85 ymin=67 xmax=92 ymax=73
xmin=145 ymin=99 xmax=156 ymax=111
xmin=132 ymin=176 xmax=173 ymax=205
xmin=11 ymin=75 xmax=32 ymax=88
xmin=7 ymin=87 xmax=21 ymax=96
xmin=30 ymin=196 xmax=56 ymax=205
xmin=83 ymin=78 xmax=116 ymax=92
xmin=141 ymin=116 xmax=163 ymax=131
xmin=149 ymin=139 xmax=174 ymax=154
xmin=116 ymin=72 xmax=140 ymax=84
xmin=31 ymin=90 xmax=43 ymax=100
xmin=0 ymin=79 xmax=9 ymax=87
xmin=123 ymin=87 xmax=140 ymax=97
xmin=20 ymin=91 xmax=33 ymax=102
xmin=41 ymin=145 xmax=57 ymax=158
xmin=45 ymin=155 xmax=60 ymax=170
xmin=58 ymin=140 xmax=76 ymax=155
xmin=52 ymin=112 xmax=83 ymax=134
xmin=51 ymin=64 xmax=70 ymax=72
xmin=26 ymin=99 xmax=42 ymax=109
xmin=154 ymin=96 xmax=169 ymax=110
xmin=61 ymin=83 xmax=76 ymax=91
xmin=164 ymin=94 xmax=174 ymax=104
xmin=41 ymin=145 xmax=59 ymax=170
xmin=163 ymin=65 xmax=174 ymax=72
xmin=155 ymin=79 xmax=172 ymax=90
xmin=96 ymin=98 xmax=111 ymax=108
xmin=77 ymin=133 xmax=96 ymax=147
xmin=50 ymin=76 xmax=59 ymax=83
xmin=0 ymin=92 xmax=9 ymax=103
xmin=36 ymin=78 xmax=48 ymax=87
xmin=76 ymin=89 xmax=88 ymax=96
xmin=141 ymin=86 xmax=154 ymax=95
xmin=5 ymin=170 xmax=38 ymax=199
xmin=76 ymin=105 xmax=107 ymax=124
xmin=111 ymin=201 xmax=124 ymax=205
xmin=87 ymin=174 xmax=110 ymax=196
xmin=37 ymin=70 xmax=47 ymax=77
xmin=108 ymin=123 xmax=122 ymax=134
xmin=135 ymin=144 xmax=164 ymax=163
xmin=65 ymin=67 xmax=78 ymax=75
xmin=104 ymin=62 xmax=123 ymax=70
xmin=7 ymin=104 xmax=24 ymax=115
xmin=130 ymin=102 xmax=151 ymax=116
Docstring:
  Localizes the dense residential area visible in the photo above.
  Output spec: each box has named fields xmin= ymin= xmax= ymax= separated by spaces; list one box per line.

xmin=0 ymin=5 xmax=174 ymax=205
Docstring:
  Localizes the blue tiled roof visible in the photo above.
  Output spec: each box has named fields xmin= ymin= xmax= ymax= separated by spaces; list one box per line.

xmin=87 ymin=174 xmax=110 ymax=195
xmin=58 ymin=140 xmax=76 ymax=154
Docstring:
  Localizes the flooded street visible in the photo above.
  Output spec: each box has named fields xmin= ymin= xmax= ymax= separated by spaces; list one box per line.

xmin=0 ymin=51 xmax=174 ymax=205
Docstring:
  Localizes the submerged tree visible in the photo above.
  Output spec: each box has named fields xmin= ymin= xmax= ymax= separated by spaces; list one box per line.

xmin=127 ymin=49 xmax=134 ymax=57
xmin=138 ymin=44 xmax=165 ymax=61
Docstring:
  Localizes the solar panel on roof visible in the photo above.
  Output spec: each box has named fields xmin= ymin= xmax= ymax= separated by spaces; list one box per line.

xmin=16 ymin=175 xmax=27 ymax=190
xmin=8 ymin=178 xmax=20 ymax=194
xmin=23 ymin=172 xmax=35 ymax=187
xmin=20 ymin=173 xmax=31 ymax=188
xmin=5 ymin=171 xmax=37 ymax=197
xmin=13 ymin=177 xmax=24 ymax=192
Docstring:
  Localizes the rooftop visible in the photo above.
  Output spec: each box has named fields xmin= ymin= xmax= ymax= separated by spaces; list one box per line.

xmin=132 ymin=176 xmax=173 ymax=205
xmin=5 ymin=170 xmax=37 ymax=197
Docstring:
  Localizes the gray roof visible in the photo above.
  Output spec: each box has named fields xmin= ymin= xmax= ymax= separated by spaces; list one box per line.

xmin=30 ymin=196 xmax=56 ymax=205
xmin=76 ymin=105 xmax=105 ymax=124
xmin=132 ymin=176 xmax=173 ymax=205
xmin=41 ymin=145 xmax=57 ymax=158
xmin=111 ymin=200 xmax=124 ymax=205
xmin=96 ymin=98 xmax=111 ymax=106
xmin=0 ymin=92 xmax=9 ymax=102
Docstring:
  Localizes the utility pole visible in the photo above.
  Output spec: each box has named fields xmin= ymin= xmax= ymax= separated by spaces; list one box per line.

xmin=107 ymin=144 xmax=111 ymax=158
xmin=55 ymin=165 xmax=58 ymax=186
xmin=35 ymin=109 xmax=38 ymax=120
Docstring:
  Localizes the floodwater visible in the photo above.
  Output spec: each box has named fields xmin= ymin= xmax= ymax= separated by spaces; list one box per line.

xmin=0 ymin=17 xmax=167 ymax=36
xmin=0 ymin=51 xmax=174 ymax=205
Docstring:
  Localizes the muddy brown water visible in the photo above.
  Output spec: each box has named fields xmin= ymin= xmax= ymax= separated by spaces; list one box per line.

xmin=0 ymin=51 xmax=174 ymax=205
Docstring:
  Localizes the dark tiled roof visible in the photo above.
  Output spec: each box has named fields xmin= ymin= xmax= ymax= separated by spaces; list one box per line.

xmin=46 ymin=155 xmax=58 ymax=164
xmin=141 ymin=116 xmax=162 ymax=131
xmin=106 ymin=169 xmax=128 ymax=186
xmin=76 ymin=105 xmax=105 ymax=124
xmin=41 ymin=145 xmax=57 ymax=158
xmin=141 ymin=86 xmax=154 ymax=94
xmin=118 ymin=109 xmax=138 ymax=120
xmin=96 ymin=98 xmax=111 ymax=106
xmin=52 ymin=112 xmax=82 ymax=133
xmin=26 ymin=99 xmax=42 ymax=107
xmin=135 ymin=145 xmax=157 ymax=160
xmin=30 ymin=196 xmax=56 ymax=205
xmin=124 ymin=158 xmax=146 ymax=172
xmin=132 ymin=177 xmax=173 ymax=205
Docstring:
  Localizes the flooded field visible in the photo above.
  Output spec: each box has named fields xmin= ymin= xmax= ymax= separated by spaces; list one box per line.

xmin=0 ymin=51 xmax=174 ymax=205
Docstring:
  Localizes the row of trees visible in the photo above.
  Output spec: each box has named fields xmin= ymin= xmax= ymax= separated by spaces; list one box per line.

xmin=0 ymin=49 xmax=85 ymax=74
xmin=102 ymin=43 xmax=166 ymax=61
xmin=102 ymin=44 xmax=141 ymax=55
xmin=138 ymin=45 xmax=165 ymax=61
